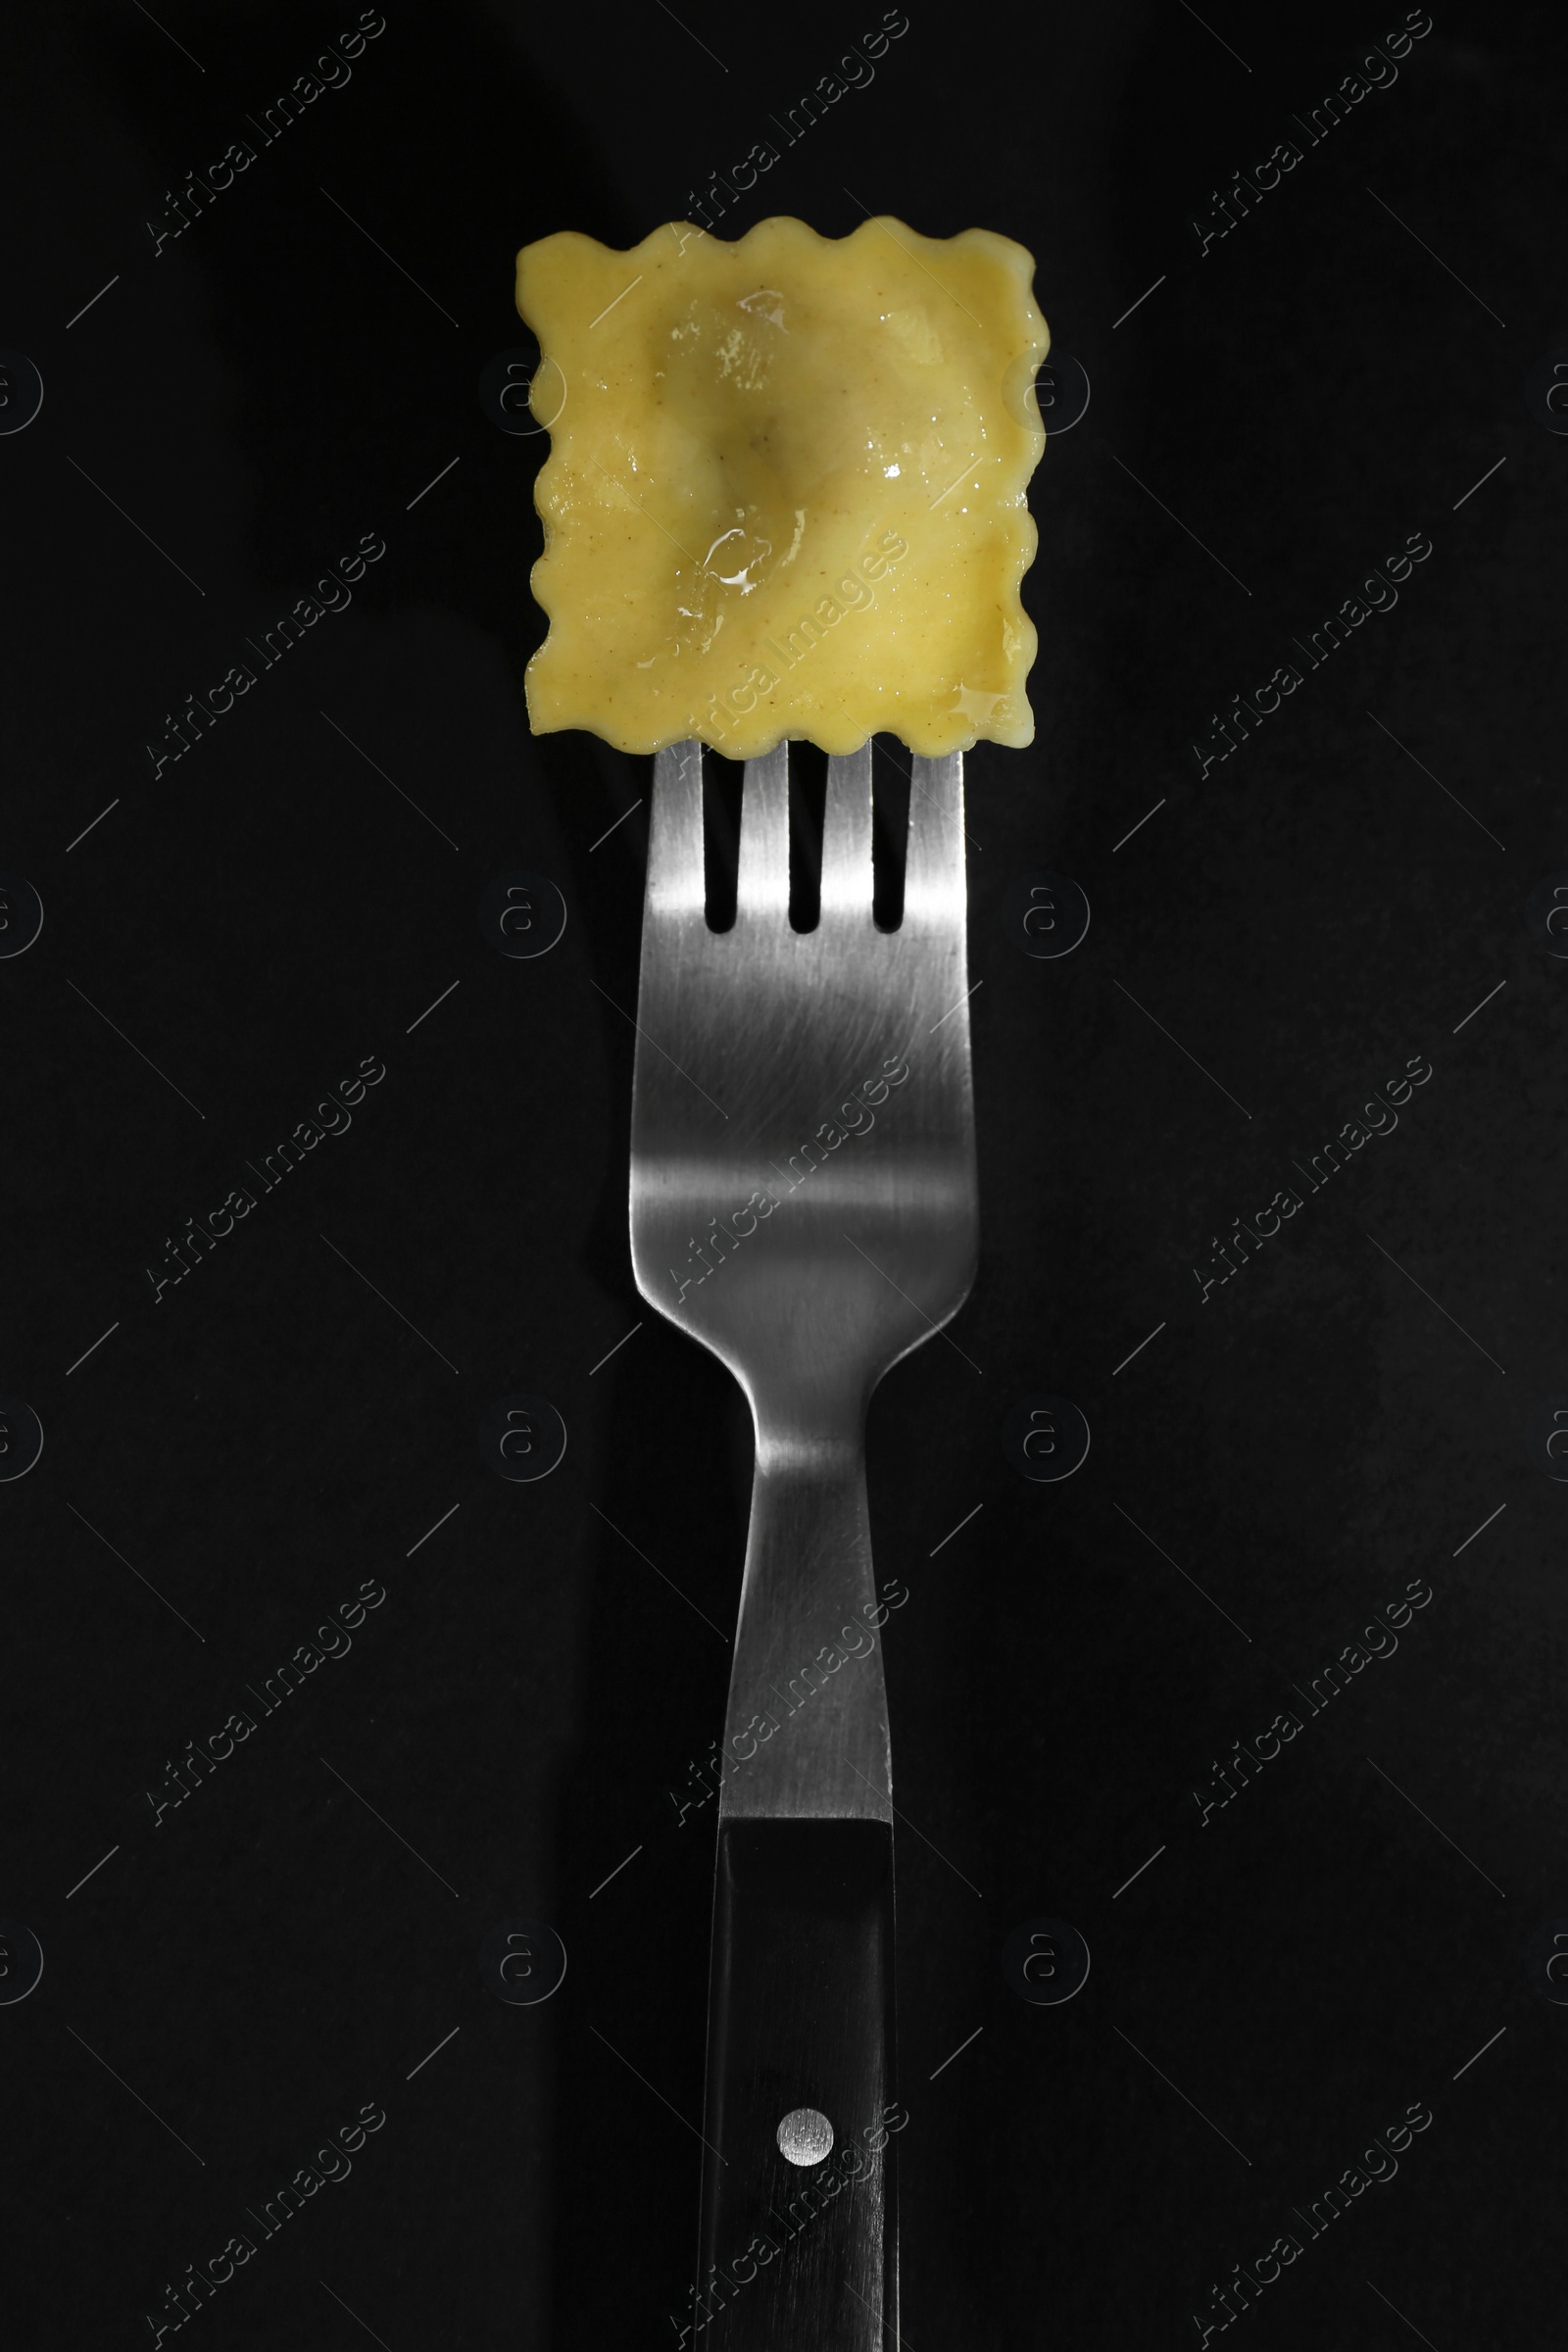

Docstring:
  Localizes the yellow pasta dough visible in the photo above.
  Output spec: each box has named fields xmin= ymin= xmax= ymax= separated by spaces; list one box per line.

xmin=514 ymin=215 xmax=1048 ymax=758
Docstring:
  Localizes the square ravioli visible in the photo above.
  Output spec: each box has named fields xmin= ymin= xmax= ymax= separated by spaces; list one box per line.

xmin=514 ymin=215 xmax=1048 ymax=759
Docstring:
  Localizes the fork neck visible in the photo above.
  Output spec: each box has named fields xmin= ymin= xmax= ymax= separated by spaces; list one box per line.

xmin=746 ymin=1371 xmax=868 ymax=1478
xmin=720 ymin=1386 xmax=891 ymax=1827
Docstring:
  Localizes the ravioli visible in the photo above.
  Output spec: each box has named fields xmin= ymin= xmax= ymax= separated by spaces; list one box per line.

xmin=514 ymin=215 xmax=1048 ymax=758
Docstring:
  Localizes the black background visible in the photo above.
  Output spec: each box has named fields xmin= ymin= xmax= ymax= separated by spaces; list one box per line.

xmin=3 ymin=0 xmax=1566 ymax=2344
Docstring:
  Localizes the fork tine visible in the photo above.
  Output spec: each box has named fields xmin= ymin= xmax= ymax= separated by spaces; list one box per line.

xmin=819 ymin=745 xmax=873 ymax=921
xmin=902 ymin=751 xmax=966 ymax=928
xmin=735 ymin=741 xmax=791 ymax=922
xmin=647 ymin=741 xmax=706 ymax=919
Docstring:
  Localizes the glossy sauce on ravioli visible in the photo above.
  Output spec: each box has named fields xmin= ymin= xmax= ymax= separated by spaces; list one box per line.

xmin=514 ymin=215 xmax=1048 ymax=758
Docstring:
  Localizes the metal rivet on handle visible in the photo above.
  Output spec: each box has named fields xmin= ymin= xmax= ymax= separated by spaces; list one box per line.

xmin=776 ymin=2107 xmax=833 ymax=2167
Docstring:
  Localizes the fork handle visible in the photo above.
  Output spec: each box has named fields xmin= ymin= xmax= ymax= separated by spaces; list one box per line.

xmin=695 ymin=1818 xmax=899 ymax=2348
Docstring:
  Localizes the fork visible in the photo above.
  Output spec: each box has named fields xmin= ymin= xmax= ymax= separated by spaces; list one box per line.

xmin=627 ymin=736 xmax=979 ymax=2349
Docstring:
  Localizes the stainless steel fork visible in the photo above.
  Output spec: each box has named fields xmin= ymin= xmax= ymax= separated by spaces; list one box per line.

xmin=627 ymin=738 xmax=978 ymax=2349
